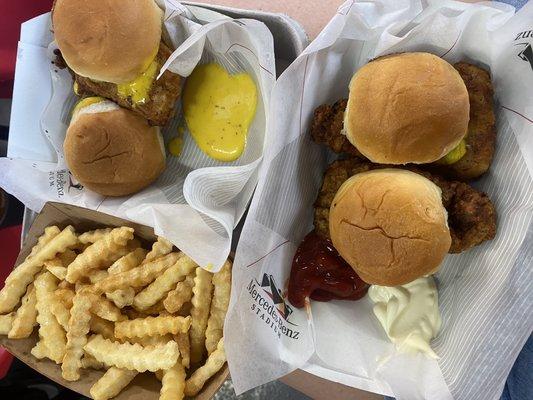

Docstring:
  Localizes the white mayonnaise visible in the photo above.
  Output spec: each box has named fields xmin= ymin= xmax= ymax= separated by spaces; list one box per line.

xmin=368 ymin=276 xmax=441 ymax=359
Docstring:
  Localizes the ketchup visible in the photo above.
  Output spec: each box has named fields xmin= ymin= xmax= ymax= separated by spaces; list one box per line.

xmin=288 ymin=231 xmax=369 ymax=308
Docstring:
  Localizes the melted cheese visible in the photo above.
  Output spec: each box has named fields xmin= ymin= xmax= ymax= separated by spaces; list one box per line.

xmin=117 ymin=60 xmax=158 ymax=105
xmin=72 ymin=96 xmax=105 ymax=115
xmin=182 ymin=63 xmax=257 ymax=162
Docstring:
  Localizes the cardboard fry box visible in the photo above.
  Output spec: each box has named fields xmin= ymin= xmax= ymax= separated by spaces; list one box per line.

xmin=0 ymin=202 xmax=229 ymax=400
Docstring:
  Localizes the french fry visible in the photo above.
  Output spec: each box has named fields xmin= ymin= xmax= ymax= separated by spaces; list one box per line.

xmin=90 ymin=315 xmax=115 ymax=340
xmin=205 ymin=260 xmax=231 ymax=354
xmin=103 ymin=249 xmax=147 ymax=308
xmin=108 ymin=248 xmax=147 ymax=275
xmin=137 ymin=300 xmax=165 ymax=315
xmin=174 ymin=332 xmax=190 ymax=369
xmin=133 ymin=253 xmax=196 ymax=311
xmin=155 ymin=369 xmax=164 ymax=381
xmin=90 ymin=367 xmax=137 ymax=400
xmin=31 ymin=340 xmax=48 ymax=359
xmin=66 ymin=227 xmax=134 ymax=283
xmin=55 ymin=287 xmax=75 ymax=309
xmin=115 ymin=316 xmax=191 ymax=339
xmin=0 ymin=313 xmax=15 ymax=334
xmin=177 ymin=302 xmax=192 ymax=317
xmin=44 ymin=258 xmax=68 ymax=280
xmin=27 ymin=226 xmax=61 ymax=259
xmin=145 ymin=236 xmax=173 ymax=262
xmin=94 ymin=252 xmax=180 ymax=294
xmin=84 ymin=334 xmax=180 ymax=372
xmin=50 ymin=295 xmax=71 ymax=330
xmin=88 ymin=269 xmax=109 ymax=284
xmin=58 ymin=249 xmax=77 ymax=267
xmin=89 ymin=293 xmax=125 ymax=322
xmin=62 ymin=290 xmax=92 ymax=381
xmin=106 ymin=288 xmax=135 ymax=309
xmin=80 ymin=354 xmax=105 ymax=370
xmin=8 ymin=284 xmax=37 ymax=339
xmin=57 ymin=279 xmax=74 ymax=289
xmin=163 ymin=275 xmax=194 ymax=314
xmin=122 ymin=307 xmax=145 ymax=321
xmin=185 ymin=339 xmax=226 ymax=396
xmin=130 ymin=334 xmax=172 ymax=347
xmin=78 ymin=228 xmax=113 ymax=244
xmin=34 ymin=272 xmax=66 ymax=363
xmin=189 ymin=267 xmax=213 ymax=364
xmin=161 ymin=361 xmax=186 ymax=400
xmin=0 ymin=226 xmax=77 ymax=313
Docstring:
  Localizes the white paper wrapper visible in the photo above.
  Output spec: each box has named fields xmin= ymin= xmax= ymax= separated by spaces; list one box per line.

xmin=0 ymin=0 xmax=275 ymax=271
xmin=226 ymin=1 xmax=533 ymax=399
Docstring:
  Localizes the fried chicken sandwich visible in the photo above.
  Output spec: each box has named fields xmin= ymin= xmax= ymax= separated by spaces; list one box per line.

xmin=52 ymin=0 xmax=182 ymax=126
xmin=311 ymin=52 xmax=496 ymax=181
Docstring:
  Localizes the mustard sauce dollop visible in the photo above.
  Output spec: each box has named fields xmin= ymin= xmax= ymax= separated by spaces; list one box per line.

xmin=182 ymin=63 xmax=257 ymax=162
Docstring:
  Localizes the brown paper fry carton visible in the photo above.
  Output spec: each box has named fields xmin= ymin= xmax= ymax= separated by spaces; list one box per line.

xmin=0 ymin=201 xmax=229 ymax=400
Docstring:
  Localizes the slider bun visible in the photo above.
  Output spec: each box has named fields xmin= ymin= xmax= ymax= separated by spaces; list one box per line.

xmin=329 ymin=169 xmax=451 ymax=286
xmin=344 ymin=52 xmax=470 ymax=164
xmin=52 ymin=0 xmax=162 ymax=84
xmin=64 ymin=101 xmax=166 ymax=197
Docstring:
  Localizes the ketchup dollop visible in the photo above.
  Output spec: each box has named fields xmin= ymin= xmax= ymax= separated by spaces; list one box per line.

xmin=288 ymin=231 xmax=369 ymax=308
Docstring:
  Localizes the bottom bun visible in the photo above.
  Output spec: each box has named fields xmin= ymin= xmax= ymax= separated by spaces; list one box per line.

xmin=64 ymin=102 xmax=166 ymax=197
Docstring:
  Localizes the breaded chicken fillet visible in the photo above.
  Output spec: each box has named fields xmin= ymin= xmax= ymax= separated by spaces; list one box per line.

xmin=314 ymin=158 xmax=496 ymax=253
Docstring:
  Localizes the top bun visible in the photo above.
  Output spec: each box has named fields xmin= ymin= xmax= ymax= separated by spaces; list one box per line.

xmin=344 ymin=52 xmax=470 ymax=164
xmin=64 ymin=99 xmax=166 ymax=197
xmin=53 ymin=0 xmax=162 ymax=84
xmin=329 ymin=169 xmax=451 ymax=286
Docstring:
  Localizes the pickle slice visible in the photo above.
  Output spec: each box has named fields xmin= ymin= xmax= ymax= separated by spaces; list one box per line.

xmin=438 ymin=139 xmax=466 ymax=165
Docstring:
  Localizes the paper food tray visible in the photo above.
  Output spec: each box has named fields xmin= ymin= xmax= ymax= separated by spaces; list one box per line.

xmin=0 ymin=202 xmax=229 ymax=400
xmin=18 ymin=2 xmax=308 ymax=245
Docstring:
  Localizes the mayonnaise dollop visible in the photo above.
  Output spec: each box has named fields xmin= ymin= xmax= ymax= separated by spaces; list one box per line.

xmin=368 ymin=276 xmax=441 ymax=359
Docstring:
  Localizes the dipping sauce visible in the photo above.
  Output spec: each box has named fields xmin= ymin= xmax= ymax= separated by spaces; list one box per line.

xmin=369 ymin=276 xmax=442 ymax=359
xmin=288 ymin=231 xmax=369 ymax=308
xmin=182 ymin=63 xmax=257 ymax=162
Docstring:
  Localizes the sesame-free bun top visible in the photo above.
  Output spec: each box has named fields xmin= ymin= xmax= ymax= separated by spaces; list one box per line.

xmin=329 ymin=169 xmax=451 ymax=286
xmin=344 ymin=52 xmax=470 ymax=164
xmin=52 ymin=0 xmax=162 ymax=84
xmin=64 ymin=99 xmax=166 ymax=197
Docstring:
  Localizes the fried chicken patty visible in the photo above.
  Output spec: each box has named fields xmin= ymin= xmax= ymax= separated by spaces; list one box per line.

xmin=62 ymin=42 xmax=182 ymax=126
xmin=314 ymin=158 xmax=496 ymax=253
xmin=310 ymin=62 xmax=496 ymax=181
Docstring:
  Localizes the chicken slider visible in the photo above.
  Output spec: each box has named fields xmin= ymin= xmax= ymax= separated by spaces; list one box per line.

xmin=64 ymin=98 xmax=166 ymax=197
xmin=329 ymin=169 xmax=451 ymax=286
xmin=52 ymin=0 xmax=182 ymax=126
xmin=344 ymin=53 xmax=470 ymax=164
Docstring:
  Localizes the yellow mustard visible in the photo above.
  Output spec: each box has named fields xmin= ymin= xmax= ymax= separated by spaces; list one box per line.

xmin=117 ymin=60 xmax=159 ymax=105
xmin=168 ymin=137 xmax=184 ymax=157
xmin=182 ymin=63 xmax=257 ymax=162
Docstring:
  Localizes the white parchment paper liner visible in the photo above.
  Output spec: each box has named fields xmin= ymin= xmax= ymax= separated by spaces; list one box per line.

xmin=225 ymin=1 xmax=533 ymax=399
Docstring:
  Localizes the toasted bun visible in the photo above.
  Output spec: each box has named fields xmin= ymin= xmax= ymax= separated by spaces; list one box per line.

xmin=53 ymin=0 xmax=162 ymax=84
xmin=64 ymin=101 xmax=166 ymax=197
xmin=329 ymin=169 xmax=451 ymax=286
xmin=344 ymin=53 xmax=469 ymax=164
